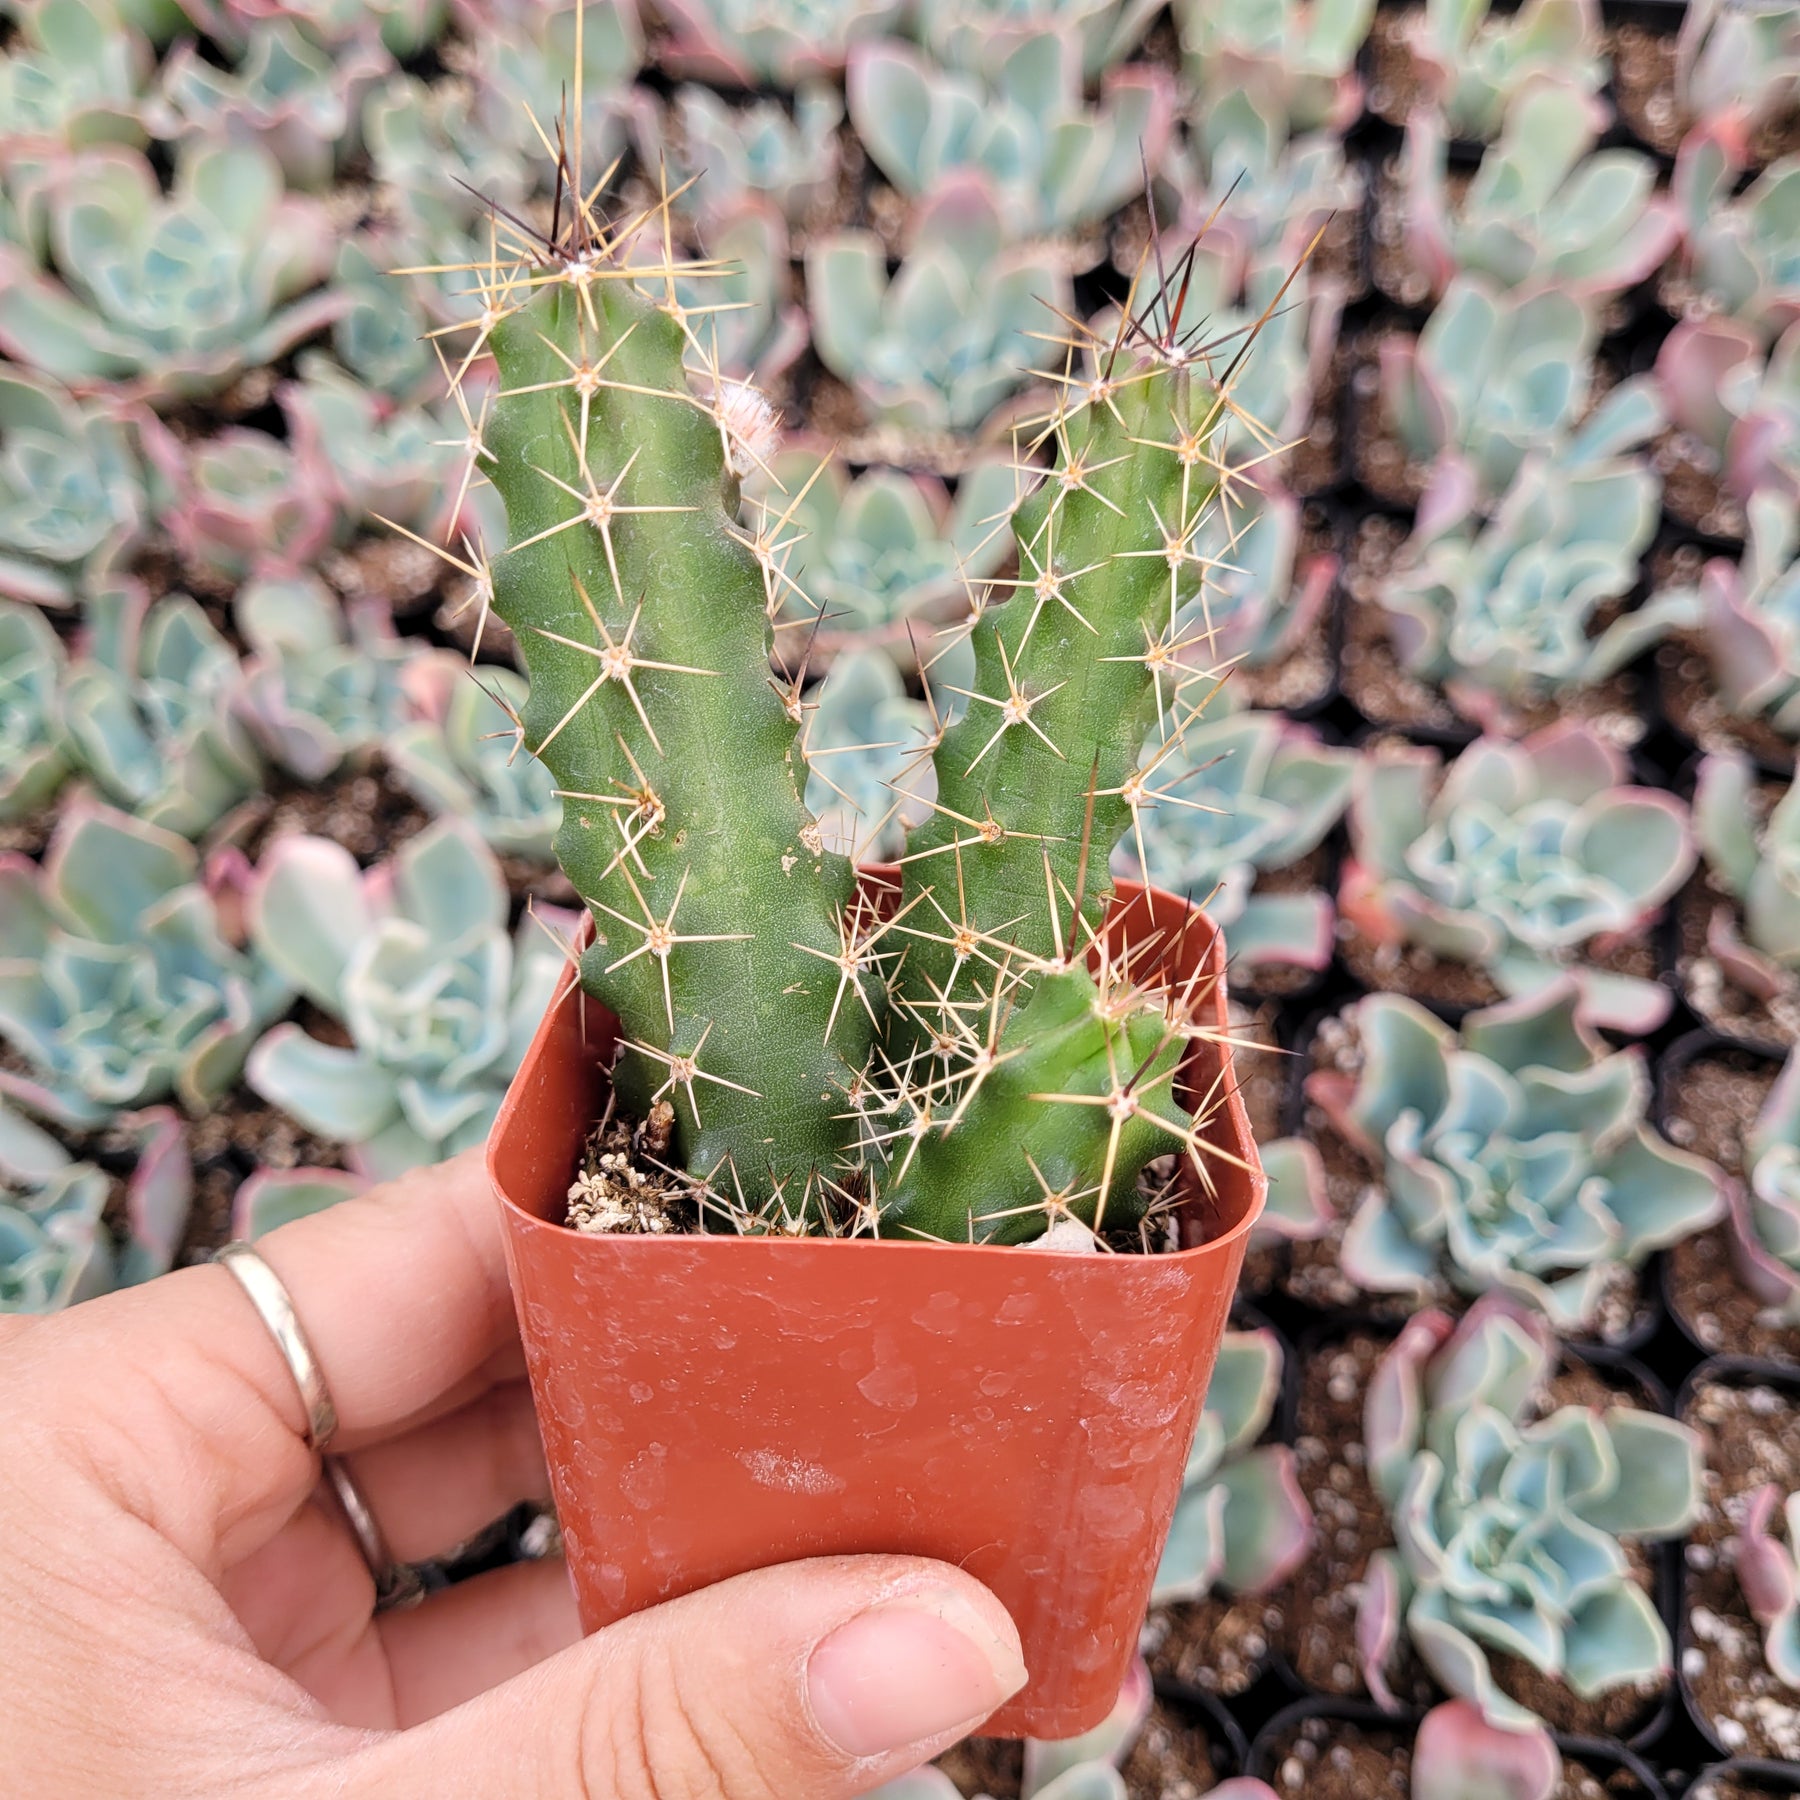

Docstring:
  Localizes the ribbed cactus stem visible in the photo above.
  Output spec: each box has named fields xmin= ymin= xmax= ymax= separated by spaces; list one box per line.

xmin=485 ymin=267 xmax=871 ymax=1204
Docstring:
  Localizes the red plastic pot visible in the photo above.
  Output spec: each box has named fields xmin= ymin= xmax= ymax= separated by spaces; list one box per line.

xmin=489 ymin=879 xmax=1266 ymax=1737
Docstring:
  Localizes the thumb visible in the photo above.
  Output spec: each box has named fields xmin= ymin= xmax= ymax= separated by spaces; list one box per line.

xmin=338 ymin=1555 xmax=1027 ymax=1800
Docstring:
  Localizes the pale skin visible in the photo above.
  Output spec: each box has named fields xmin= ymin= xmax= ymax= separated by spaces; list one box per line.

xmin=0 ymin=1149 xmax=1027 ymax=1798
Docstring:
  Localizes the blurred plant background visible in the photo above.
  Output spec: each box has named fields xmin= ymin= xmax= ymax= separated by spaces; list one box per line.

xmin=2 ymin=0 xmax=1798 ymax=1788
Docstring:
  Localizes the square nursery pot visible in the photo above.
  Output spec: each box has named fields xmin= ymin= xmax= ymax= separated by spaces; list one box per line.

xmin=488 ymin=878 xmax=1267 ymax=1737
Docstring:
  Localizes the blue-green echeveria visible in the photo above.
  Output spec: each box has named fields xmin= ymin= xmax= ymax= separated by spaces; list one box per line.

xmin=231 ymin=1165 xmax=366 ymax=1240
xmin=0 ymin=599 xmax=74 ymax=820
xmin=0 ymin=366 xmax=143 ymax=606
xmin=0 ymin=1098 xmax=190 ymax=1312
xmin=1112 ymin=707 xmax=1353 ymax=975
xmin=1309 ymin=985 xmax=1722 ymax=1331
xmin=0 ymin=803 xmax=291 ymax=1128
xmin=912 ymin=0 xmax=1162 ymax=79
xmin=1343 ymin=723 xmax=1695 ymax=1032
xmin=1154 ymin=1327 xmax=1313 ymax=1603
xmin=1359 ymin=1298 xmax=1703 ymax=1730
xmin=640 ymin=84 xmax=843 ymax=229
xmin=60 ymin=584 xmax=262 ymax=838
xmin=1672 ymin=127 xmax=1800 ymax=344
xmin=1176 ymin=0 xmax=1377 ymax=134
xmin=387 ymin=664 xmax=563 ymax=862
xmin=801 ymin=650 xmax=936 ymax=862
xmin=1408 ymin=0 xmax=1607 ymax=141
xmin=1693 ymin=752 xmax=1800 ymax=1003
xmin=246 ymin=822 xmax=573 ymax=1178
xmin=0 ymin=0 xmax=154 ymax=153
xmin=1727 ymin=1046 xmax=1800 ymax=1326
xmin=0 ymin=140 xmax=344 ymax=402
xmin=653 ymin=0 xmax=904 ymax=86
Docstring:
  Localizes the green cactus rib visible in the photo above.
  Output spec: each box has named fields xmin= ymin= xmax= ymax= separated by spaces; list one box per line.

xmin=876 ymin=349 xmax=1223 ymax=1240
xmin=485 ymin=274 xmax=869 ymax=1200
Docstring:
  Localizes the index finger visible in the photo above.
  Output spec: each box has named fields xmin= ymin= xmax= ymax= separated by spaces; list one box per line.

xmin=3 ymin=1147 xmax=520 ymax=1570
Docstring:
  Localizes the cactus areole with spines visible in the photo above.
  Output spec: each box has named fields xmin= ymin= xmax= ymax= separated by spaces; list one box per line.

xmin=473 ymin=142 xmax=1255 ymax=1248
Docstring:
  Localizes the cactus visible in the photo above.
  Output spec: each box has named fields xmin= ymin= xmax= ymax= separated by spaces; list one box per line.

xmin=0 ymin=803 xmax=290 ymax=1128
xmin=1154 ymin=1327 xmax=1312 ymax=1601
xmin=0 ymin=600 xmax=75 ymax=821
xmin=1672 ymin=130 xmax=1800 ymax=342
xmin=641 ymin=84 xmax=843 ymax=230
xmin=1309 ymin=985 xmax=1722 ymax=1331
xmin=1693 ymin=753 xmax=1800 ymax=1003
xmin=59 ymin=585 xmax=262 ymax=837
xmin=0 ymin=367 xmax=144 ymax=607
xmin=246 ymin=823 xmax=572 ymax=1178
xmin=1404 ymin=82 xmax=1678 ymax=305
xmin=846 ymin=36 xmax=1174 ymax=237
xmin=1376 ymin=381 xmax=1684 ymax=729
xmin=1409 ymin=0 xmax=1607 ymax=142
xmin=0 ymin=141 xmax=344 ymax=401
xmin=1111 ymin=706 xmax=1353 ymax=975
xmin=807 ymin=179 xmax=1070 ymax=433
xmin=1360 ymin=1299 xmax=1703 ymax=1729
xmin=387 ymin=664 xmax=563 ymax=861
xmin=1342 ymin=724 xmax=1695 ymax=1033
xmin=451 ymin=142 xmax=1254 ymax=1239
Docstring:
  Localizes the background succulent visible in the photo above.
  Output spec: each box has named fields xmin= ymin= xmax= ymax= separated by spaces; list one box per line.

xmin=654 ymin=0 xmax=905 ymax=86
xmin=1738 ymin=1481 xmax=1800 ymax=1691
xmin=799 ymin=649 xmax=936 ymax=861
xmin=1404 ymin=81 xmax=1678 ymax=305
xmin=1153 ymin=1327 xmax=1313 ymax=1603
xmin=230 ymin=1164 xmax=366 ymax=1239
xmin=0 ymin=599 xmax=74 ymax=821
xmin=0 ymin=0 xmax=154 ymax=152
xmin=1693 ymin=753 xmax=1800 ymax=1003
xmin=642 ymin=84 xmax=843 ymax=229
xmin=1375 ymin=380 xmax=1680 ymax=729
xmin=1111 ymin=706 xmax=1353 ymax=975
xmin=1675 ymin=0 xmax=1800 ymax=139
xmin=1731 ymin=1047 xmax=1800 ymax=1326
xmin=59 ymin=584 xmax=262 ymax=837
xmin=912 ymin=0 xmax=1160 ymax=79
xmin=1409 ymin=1700 xmax=1562 ymax=1800
xmin=847 ymin=35 xmax=1173 ymax=237
xmin=1176 ymin=0 xmax=1376 ymax=134
xmin=0 ymin=1098 xmax=189 ymax=1312
xmin=1360 ymin=1300 xmax=1703 ymax=1729
xmin=667 ymin=198 xmax=808 ymax=386
xmin=1672 ymin=130 xmax=1799 ymax=343
xmin=0 ymin=367 xmax=143 ymax=607
xmin=1309 ymin=985 xmax=1722 ymax=1330
xmin=806 ymin=179 xmax=1069 ymax=432
xmin=1657 ymin=315 xmax=1800 ymax=513
xmin=1342 ymin=724 xmax=1695 ymax=1032
xmin=0 ymin=141 xmax=344 ymax=400
xmin=1408 ymin=0 xmax=1607 ymax=142
xmin=386 ymin=663 xmax=563 ymax=861
xmin=246 ymin=822 xmax=572 ymax=1177
xmin=0 ymin=803 xmax=290 ymax=1128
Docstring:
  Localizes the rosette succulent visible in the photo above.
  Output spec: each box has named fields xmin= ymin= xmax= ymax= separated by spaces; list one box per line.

xmin=669 ymin=199 xmax=808 ymax=386
xmin=1404 ymin=81 xmax=1678 ymax=305
xmin=912 ymin=0 xmax=1161 ymax=78
xmin=1176 ymin=0 xmax=1377 ymax=134
xmin=1657 ymin=315 xmax=1800 ymax=512
xmin=1673 ymin=130 xmax=1800 ymax=343
xmin=1676 ymin=0 xmax=1800 ymax=139
xmin=231 ymin=1165 xmax=366 ymax=1240
xmin=641 ymin=84 xmax=843 ymax=229
xmin=654 ymin=0 xmax=904 ymax=86
xmin=806 ymin=180 xmax=1069 ymax=432
xmin=1360 ymin=1300 xmax=1704 ymax=1729
xmin=0 ymin=803 xmax=291 ymax=1128
xmin=0 ymin=600 xmax=74 ymax=820
xmin=1112 ymin=707 xmax=1353 ymax=975
xmin=800 ymin=650 xmax=936 ymax=861
xmin=387 ymin=664 xmax=563 ymax=861
xmin=1407 ymin=0 xmax=1607 ymax=142
xmin=746 ymin=444 xmax=1018 ymax=639
xmin=1308 ymin=985 xmax=1723 ymax=1330
xmin=0 ymin=367 xmax=143 ymax=607
xmin=246 ymin=822 xmax=572 ymax=1178
xmin=847 ymin=35 xmax=1174 ymax=237
xmin=0 ymin=0 xmax=154 ymax=152
xmin=1342 ymin=724 xmax=1695 ymax=1032
xmin=1375 ymin=379 xmax=1680 ymax=729
xmin=1727 ymin=1047 xmax=1800 ymax=1325
xmin=0 ymin=1099 xmax=189 ymax=1313
xmin=0 ymin=140 xmax=343 ymax=401
xmin=1153 ymin=1327 xmax=1312 ymax=1602
xmin=1409 ymin=1701 xmax=1562 ymax=1800
xmin=1738 ymin=1482 xmax=1800 ymax=1689
xmin=1693 ymin=753 xmax=1800 ymax=1001
xmin=59 ymin=585 xmax=262 ymax=838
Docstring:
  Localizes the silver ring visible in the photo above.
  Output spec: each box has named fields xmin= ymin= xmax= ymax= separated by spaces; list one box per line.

xmin=214 ymin=1241 xmax=339 ymax=1453
xmin=324 ymin=1456 xmax=426 ymax=1613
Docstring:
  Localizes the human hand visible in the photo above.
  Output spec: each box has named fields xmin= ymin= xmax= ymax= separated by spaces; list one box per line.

xmin=0 ymin=1149 xmax=1027 ymax=1798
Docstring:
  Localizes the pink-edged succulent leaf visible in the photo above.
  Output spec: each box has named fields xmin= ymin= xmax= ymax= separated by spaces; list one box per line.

xmin=1253 ymin=1135 xmax=1331 ymax=1243
xmin=117 ymin=1105 xmax=191 ymax=1282
xmin=1365 ymin=1308 xmax=1457 ymax=1508
xmin=231 ymin=1166 xmax=367 ymax=1240
xmin=1022 ymin=1657 xmax=1151 ymax=1799
xmin=1358 ymin=1546 xmax=1410 ymax=1712
xmin=1411 ymin=1699 xmax=1559 ymax=1800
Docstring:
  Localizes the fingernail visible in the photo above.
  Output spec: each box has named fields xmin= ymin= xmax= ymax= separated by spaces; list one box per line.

xmin=807 ymin=1586 xmax=1028 ymax=1758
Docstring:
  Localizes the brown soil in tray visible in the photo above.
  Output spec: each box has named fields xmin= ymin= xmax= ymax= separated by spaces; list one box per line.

xmin=221 ymin=757 xmax=433 ymax=867
xmin=1691 ymin=1778 xmax=1800 ymax=1800
xmin=1655 ymin=428 xmax=1747 ymax=544
xmin=0 ymin=803 xmax=56 ymax=858
xmin=1675 ymin=871 xmax=1800 ymax=1049
xmin=1664 ymin=1050 xmax=1799 ymax=1364
xmin=937 ymin=1698 xmax=1217 ymax=1800
xmin=1228 ymin=1002 xmax=1287 ymax=1148
xmin=1274 ymin=1329 xmax=1669 ymax=1736
xmin=1681 ymin=1373 xmax=1800 ymax=1761
xmin=1143 ymin=1591 xmax=1281 ymax=1697
xmin=1256 ymin=1713 xmax=1656 ymax=1799
xmin=1366 ymin=6 xmax=1429 ymax=129
xmin=1276 ymin=1010 xmax=1651 ymax=1344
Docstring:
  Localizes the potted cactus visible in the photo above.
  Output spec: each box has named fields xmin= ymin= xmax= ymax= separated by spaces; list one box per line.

xmin=462 ymin=160 xmax=1268 ymax=1737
